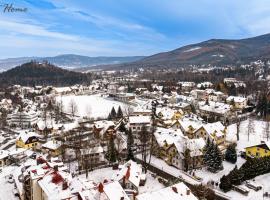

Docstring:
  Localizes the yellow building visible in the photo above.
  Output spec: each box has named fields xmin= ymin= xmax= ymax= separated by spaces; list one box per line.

xmin=16 ymin=131 xmax=40 ymax=149
xmin=171 ymin=110 xmax=184 ymax=121
xmin=245 ymin=143 xmax=270 ymax=158
xmin=42 ymin=140 xmax=62 ymax=157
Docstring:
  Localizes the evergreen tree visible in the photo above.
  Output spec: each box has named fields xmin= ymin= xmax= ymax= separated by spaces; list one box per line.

xmin=117 ymin=106 xmax=123 ymax=118
xmin=225 ymin=143 xmax=237 ymax=164
xmin=110 ymin=107 xmax=117 ymax=119
xmin=126 ymin=128 xmax=134 ymax=161
xmin=107 ymin=135 xmax=117 ymax=163
xmin=212 ymin=143 xmax=223 ymax=172
xmin=204 ymin=141 xmax=223 ymax=173
xmin=118 ymin=122 xmax=127 ymax=132
xmin=108 ymin=113 xmax=112 ymax=120
xmin=203 ymin=138 xmax=213 ymax=167
xmin=220 ymin=175 xmax=232 ymax=192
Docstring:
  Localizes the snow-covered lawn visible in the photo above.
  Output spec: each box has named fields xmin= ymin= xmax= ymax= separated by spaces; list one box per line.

xmin=226 ymin=173 xmax=270 ymax=200
xmin=0 ymin=166 xmax=19 ymax=200
xmin=226 ymin=119 xmax=269 ymax=151
xmin=195 ymin=119 xmax=270 ymax=199
xmin=57 ymin=95 xmax=132 ymax=119
xmin=79 ymin=166 xmax=164 ymax=194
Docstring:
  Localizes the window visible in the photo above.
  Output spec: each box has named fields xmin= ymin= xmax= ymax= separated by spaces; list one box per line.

xmin=256 ymin=152 xmax=260 ymax=157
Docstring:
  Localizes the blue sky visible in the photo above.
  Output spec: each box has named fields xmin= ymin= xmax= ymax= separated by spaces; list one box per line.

xmin=0 ymin=0 xmax=270 ymax=58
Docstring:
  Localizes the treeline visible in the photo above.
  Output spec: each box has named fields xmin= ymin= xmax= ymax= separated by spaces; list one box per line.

xmin=220 ymin=156 xmax=270 ymax=192
xmin=256 ymin=93 xmax=270 ymax=119
xmin=139 ymin=67 xmax=256 ymax=84
xmin=0 ymin=61 xmax=93 ymax=87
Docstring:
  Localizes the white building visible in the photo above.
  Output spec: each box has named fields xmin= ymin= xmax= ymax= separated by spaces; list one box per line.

xmin=226 ymin=96 xmax=247 ymax=109
xmin=8 ymin=111 xmax=38 ymax=128
xmin=128 ymin=115 xmax=151 ymax=133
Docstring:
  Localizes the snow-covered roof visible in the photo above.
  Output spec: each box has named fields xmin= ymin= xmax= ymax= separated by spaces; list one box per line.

xmin=17 ymin=131 xmax=40 ymax=143
xmin=226 ymin=96 xmax=247 ymax=103
xmin=202 ymin=121 xmax=226 ymax=138
xmin=94 ymin=120 xmax=115 ymax=129
xmin=42 ymin=140 xmax=62 ymax=150
xmin=199 ymin=101 xmax=231 ymax=114
xmin=113 ymin=160 xmax=144 ymax=188
xmin=38 ymin=170 xmax=77 ymax=199
xmin=78 ymin=180 xmax=129 ymax=200
xmin=129 ymin=115 xmax=151 ymax=124
xmin=179 ymin=115 xmax=203 ymax=132
xmin=154 ymin=127 xmax=184 ymax=147
xmin=136 ymin=182 xmax=198 ymax=200
xmin=0 ymin=150 xmax=9 ymax=160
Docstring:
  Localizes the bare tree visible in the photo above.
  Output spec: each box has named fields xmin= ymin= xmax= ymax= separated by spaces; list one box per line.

xmin=139 ymin=125 xmax=150 ymax=173
xmin=69 ymin=99 xmax=78 ymax=118
xmin=236 ymin=115 xmax=241 ymax=141
xmin=0 ymin=109 xmax=7 ymax=128
xmin=264 ymin=120 xmax=270 ymax=141
xmin=247 ymin=117 xmax=254 ymax=141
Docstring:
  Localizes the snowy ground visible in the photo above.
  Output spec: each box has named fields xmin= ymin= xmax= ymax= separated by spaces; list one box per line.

xmin=0 ymin=165 xmax=19 ymax=200
xmin=57 ymin=94 xmax=133 ymax=119
xmin=195 ymin=119 xmax=270 ymax=200
xmin=78 ymin=167 xmax=165 ymax=194
xmin=227 ymin=119 xmax=269 ymax=151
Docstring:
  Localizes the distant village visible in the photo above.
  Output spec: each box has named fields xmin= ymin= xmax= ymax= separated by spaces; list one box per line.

xmin=0 ymin=67 xmax=270 ymax=200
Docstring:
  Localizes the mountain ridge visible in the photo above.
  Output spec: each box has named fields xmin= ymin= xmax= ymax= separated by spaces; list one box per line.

xmin=0 ymin=54 xmax=146 ymax=71
xmin=0 ymin=61 xmax=92 ymax=87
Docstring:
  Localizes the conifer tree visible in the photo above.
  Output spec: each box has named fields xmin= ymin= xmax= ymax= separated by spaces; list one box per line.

xmin=108 ymin=113 xmax=112 ymax=120
xmin=117 ymin=106 xmax=123 ymax=118
xmin=204 ymin=141 xmax=223 ymax=173
xmin=126 ymin=128 xmax=135 ymax=161
xmin=110 ymin=107 xmax=117 ymax=119
xmin=220 ymin=175 xmax=232 ymax=192
xmin=225 ymin=143 xmax=237 ymax=164
xmin=203 ymin=138 xmax=213 ymax=167
xmin=107 ymin=135 xmax=117 ymax=163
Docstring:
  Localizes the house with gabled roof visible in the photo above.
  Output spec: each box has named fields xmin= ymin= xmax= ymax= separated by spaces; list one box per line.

xmin=16 ymin=131 xmax=40 ymax=149
xmin=245 ymin=142 xmax=270 ymax=158
xmin=113 ymin=160 xmax=146 ymax=197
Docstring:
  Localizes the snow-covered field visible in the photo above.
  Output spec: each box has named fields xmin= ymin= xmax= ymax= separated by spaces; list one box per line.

xmin=57 ymin=95 xmax=132 ymax=119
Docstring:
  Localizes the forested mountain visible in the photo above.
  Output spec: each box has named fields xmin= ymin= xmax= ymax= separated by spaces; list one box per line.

xmin=94 ymin=33 xmax=270 ymax=69
xmin=0 ymin=54 xmax=145 ymax=71
xmin=0 ymin=61 xmax=92 ymax=87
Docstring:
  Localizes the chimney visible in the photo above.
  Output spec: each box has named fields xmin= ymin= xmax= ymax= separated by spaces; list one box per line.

xmin=172 ymin=187 xmax=178 ymax=193
xmin=62 ymin=180 xmax=68 ymax=190
xmin=186 ymin=189 xmax=190 ymax=195
xmin=54 ymin=165 xmax=58 ymax=172
xmin=125 ymin=166 xmax=131 ymax=180
xmin=98 ymin=183 xmax=104 ymax=193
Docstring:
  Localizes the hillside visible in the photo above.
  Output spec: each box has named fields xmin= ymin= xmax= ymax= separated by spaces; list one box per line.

xmin=100 ymin=33 xmax=270 ymax=69
xmin=0 ymin=61 xmax=92 ymax=87
xmin=0 ymin=54 xmax=145 ymax=71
